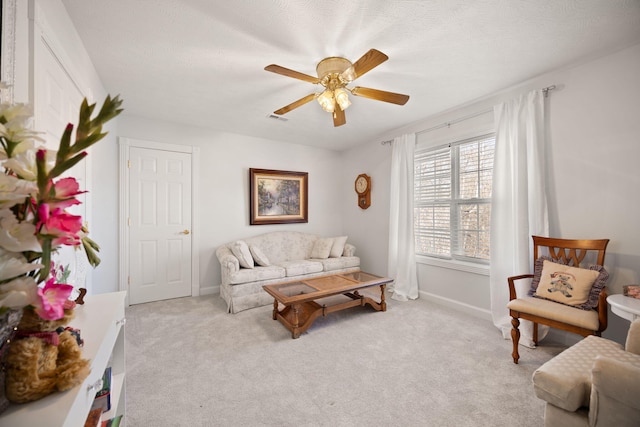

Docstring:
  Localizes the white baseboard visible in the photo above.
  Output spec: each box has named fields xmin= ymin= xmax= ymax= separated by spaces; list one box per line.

xmin=420 ymin=290 xmax=492 ymax=322
xmin=199 ymin=285 xmax=219 ymax=296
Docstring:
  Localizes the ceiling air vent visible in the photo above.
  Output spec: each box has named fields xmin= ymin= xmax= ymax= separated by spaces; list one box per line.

xmin=266 ymin=114 xmax=288 ymax=122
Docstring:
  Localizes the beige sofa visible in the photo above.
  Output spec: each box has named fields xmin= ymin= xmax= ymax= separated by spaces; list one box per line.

xmin=216 ymin=231 xmax=360 ymax=313
xmin=533 ymin=319 xmax=640 ymax=426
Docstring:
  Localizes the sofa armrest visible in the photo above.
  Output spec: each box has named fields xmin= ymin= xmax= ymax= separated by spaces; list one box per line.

xmin=589 ymin=356 xmax=640 ymax=426
xmin=215 ymin=246 xmax=239 ymax=285
xmin=343 ymin=243 xmax=356 ymax=257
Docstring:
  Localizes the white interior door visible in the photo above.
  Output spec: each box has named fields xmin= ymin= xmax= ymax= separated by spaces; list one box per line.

xmin=128 ymin=146 xmax=193 ymax=304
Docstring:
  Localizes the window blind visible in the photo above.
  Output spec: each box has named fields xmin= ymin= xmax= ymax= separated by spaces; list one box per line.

xmin=414 ymin=134 xmax=495 ymax=262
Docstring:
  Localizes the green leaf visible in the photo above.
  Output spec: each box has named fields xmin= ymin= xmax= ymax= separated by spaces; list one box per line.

xmin=56 ymin=124 xmax=74 ymax=163
xmin=48 ymin=152 xmax=88 ymax=180
xmin=36 ymin=150 xmax=49 ymax=197
xmin=36 ymin=238 xmax=53 ymax=283
xmin=82 ymin=237 xmax=101 ymax=267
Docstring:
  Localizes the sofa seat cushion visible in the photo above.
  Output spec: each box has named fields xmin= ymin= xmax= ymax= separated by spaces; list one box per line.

xmin=313 ymin=256 xmax=360 ymax=272
xmin=533 ymin=335 xmax=640 ymax=412
xmin=507 ymin=296 xmax=599 ymax=330
xmin=229 ymin=265 xmax=285 ymax=285
xmin=276 ymin=260 xmax=323 ymax=277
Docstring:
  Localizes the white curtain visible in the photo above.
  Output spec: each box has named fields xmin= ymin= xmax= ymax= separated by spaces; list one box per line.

xmin=388 ymin=133 xmax=419 ymax=301
xmin=490 ymin=89 xmax=549 ymax=347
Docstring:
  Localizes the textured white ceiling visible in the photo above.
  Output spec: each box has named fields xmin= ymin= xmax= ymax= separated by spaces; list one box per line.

xmin=61 ymin=0 xmax=640 ymax=151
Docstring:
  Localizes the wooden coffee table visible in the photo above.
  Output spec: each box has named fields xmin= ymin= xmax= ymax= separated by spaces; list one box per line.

xmin=262 ymin=271 xmax=392 ymax=338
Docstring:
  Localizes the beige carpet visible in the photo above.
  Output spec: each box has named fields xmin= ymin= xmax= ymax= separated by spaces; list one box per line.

xmin=124 ymin=292 xmax=565 ymax=426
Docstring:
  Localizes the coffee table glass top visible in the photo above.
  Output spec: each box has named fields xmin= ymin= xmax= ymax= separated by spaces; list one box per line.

xmin=270 ymin=282 xmax=317 ymax=297
xmin=340 ymin=271 xmax=381 ymax=283
xmin=264 ymin=272 xmax=390 ymax=303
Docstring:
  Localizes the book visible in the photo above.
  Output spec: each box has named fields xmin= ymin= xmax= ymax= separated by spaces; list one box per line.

xmin=84 ymin=408 xmax=103 ymax=427
xmin=101 ymin=415 xmax=123 ymax=427
xmin=91 ymin=367 xmax=112 ymax=413
xmin=623 ymin=285 xmax=640 ymax=299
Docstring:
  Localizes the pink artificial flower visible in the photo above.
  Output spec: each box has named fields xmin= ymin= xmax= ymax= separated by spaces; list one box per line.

xmin=37 ymin=203 xmax=83 ymax=246
xmin=36 ymin=148 xmax=46 ymax=162
xmin=53 ymin=177 xmax=84 ymax=198
xmin=47 ymin=177 xmax=86 ymax=209
xmin=34 ymin=277 xmax=73 ymax=320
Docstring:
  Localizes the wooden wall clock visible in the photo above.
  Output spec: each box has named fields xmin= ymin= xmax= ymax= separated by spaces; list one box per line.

xmin=355 ymin=173 xmax=371 ymax=209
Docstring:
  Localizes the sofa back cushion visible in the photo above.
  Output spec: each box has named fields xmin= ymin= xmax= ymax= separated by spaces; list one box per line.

xmin=310 ymin=237 xmax=334 ymax=259
xmin=249 ymin=245 xmax=270 ymax=266
xmin=330 ymin=236 xmax=348 ymax=258
xmin=230 ymin=240 xmax=254 ymax=269
xmin=242 ymin=231 xmax=317 ymax=264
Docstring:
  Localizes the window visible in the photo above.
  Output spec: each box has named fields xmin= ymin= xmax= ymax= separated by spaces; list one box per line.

xmin=414 ymin=134 xmax=495 ymax=263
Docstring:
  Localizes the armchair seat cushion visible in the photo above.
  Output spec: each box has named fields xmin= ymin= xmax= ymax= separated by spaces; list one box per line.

xmin=507 ymin=296 xmax=599 ymax=330
xmin=533 ymin=336 xmax=640 ymax=412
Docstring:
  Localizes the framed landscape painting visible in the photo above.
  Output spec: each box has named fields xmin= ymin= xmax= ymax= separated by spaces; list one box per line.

xmin=249 ymin=168 xmax=308 ymax=225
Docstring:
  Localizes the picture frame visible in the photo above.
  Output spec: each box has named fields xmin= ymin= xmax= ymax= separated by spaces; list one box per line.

xmin=249 ymin=168 xmax=308 ymax=225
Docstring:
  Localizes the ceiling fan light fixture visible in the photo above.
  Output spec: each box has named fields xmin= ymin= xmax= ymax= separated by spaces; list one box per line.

xmin=317 ymin=90 xmax=335 ymax=113
xmin=334 ymin=88 xmax=351 ymax=110
xmin=266 ymin=49 xmax=409 ymax=127
xmin=316 ymin=57 xmax=353 ymax=80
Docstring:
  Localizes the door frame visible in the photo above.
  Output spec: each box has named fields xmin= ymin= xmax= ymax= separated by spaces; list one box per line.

xmin=118 ymin=137 xmax=200 ymax=305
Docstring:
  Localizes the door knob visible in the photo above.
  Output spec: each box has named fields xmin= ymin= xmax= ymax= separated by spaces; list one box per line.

xmin=180 ymin=229 xmax=190 ymax=235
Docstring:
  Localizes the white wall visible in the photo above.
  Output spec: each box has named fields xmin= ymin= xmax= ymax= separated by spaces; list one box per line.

xmin=343 ymin=42 xmax=640 ymax=344
xmin=117 ymin=115 xmax=345 ymax=294
xmin=340 ymin=141 xmax=392 ymax=277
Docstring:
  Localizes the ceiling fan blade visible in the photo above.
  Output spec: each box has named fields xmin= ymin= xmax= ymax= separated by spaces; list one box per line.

xmin=333 ymin=105 xmax=346 ymax=127
xmin=265 ymin=64 xmax=320 ymax=84
xmin=351 ymin=87 xmax=410 ymax=105
xmin=273 ymin=93 xmax=317 ymax=115
xmin=350 ymin=49 xmax=389 ymax=80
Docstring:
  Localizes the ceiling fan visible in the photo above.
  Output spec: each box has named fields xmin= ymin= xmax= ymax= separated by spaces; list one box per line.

xmin=265 ymin=49 xmax=410 ymax=127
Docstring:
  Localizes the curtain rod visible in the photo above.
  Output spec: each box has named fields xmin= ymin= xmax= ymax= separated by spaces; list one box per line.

xmin=381 ymin=85 xmax=556 ymax=146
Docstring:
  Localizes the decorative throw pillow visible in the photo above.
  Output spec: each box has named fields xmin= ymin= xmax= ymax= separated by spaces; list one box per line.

xmin=529 ymin=256 xmax=609 ymax=310
xmin=533 ymin=259 xmax=605 ymax=308
xmin=528 ymin=256 xmax=554 ymax=296
xmin=580 ymin=264 xmax=609 ymax=310
xmin=249 ymin=244 xmax=270 ymax=266
xmin=230 ymin=240 xmax=254 ymax=269
xmin=310 ymin=237 xmax=333 ymax=259
xmin=329 ymin=236 xmax=348 ymax=258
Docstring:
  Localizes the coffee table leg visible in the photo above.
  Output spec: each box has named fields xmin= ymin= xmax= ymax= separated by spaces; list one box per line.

xmin=292 ymin=304 xmax=301 ymax=339
xmin=272 ymin=299 xmax=278 ymax=320
xmin=380 ymin=284 xmax=387 ymax=311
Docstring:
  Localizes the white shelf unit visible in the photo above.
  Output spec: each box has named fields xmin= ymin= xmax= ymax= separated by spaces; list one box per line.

xmin=1 ymin=291 xmax=127 ymax=426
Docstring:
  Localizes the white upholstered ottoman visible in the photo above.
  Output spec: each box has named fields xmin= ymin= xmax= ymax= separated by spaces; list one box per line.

xmin=534 ymin=336 xmax=640 ymax=411
xmin=532 ymin=323 xmax=640 ymax=426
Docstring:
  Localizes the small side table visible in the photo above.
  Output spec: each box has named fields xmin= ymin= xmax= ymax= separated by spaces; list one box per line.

xmin=607 ymin=294 xmax=640 ymax=322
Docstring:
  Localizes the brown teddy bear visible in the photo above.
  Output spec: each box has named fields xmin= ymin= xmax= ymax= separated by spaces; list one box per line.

xmin=3 ymin=302 xmax=90 ymax=403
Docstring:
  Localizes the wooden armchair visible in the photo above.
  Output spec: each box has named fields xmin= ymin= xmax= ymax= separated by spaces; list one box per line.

xmin=507 ymin=236 xmax=610 ymax=364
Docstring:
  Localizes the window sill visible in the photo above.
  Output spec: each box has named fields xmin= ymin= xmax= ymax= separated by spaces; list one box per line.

xmin=416 ymin=255 xmax=489 ymax=276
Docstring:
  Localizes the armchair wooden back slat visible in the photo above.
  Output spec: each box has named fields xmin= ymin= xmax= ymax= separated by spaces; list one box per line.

xmin=532 ymin=236 xmax=608 ymax=267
